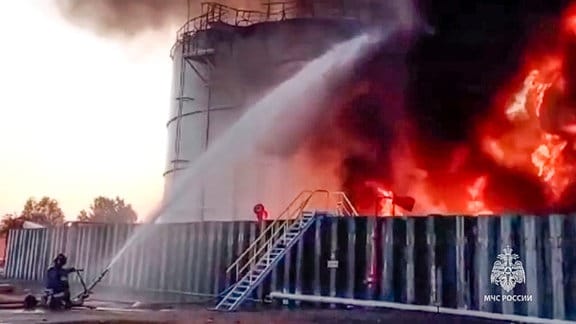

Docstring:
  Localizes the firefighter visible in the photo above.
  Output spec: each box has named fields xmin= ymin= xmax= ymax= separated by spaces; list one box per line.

xmin=253 ymin=203 xmax=268 ymax=222
xmin=45 ymin=253 xmax=76 ymax=309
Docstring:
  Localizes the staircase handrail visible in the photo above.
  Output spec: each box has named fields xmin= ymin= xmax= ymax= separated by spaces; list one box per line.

xmin=225 ymin=189 xmax=315 ymax=275
xmin=335 ymin=192 xmax=359 ymax=217
xmin=234 ymin=190 xmax=327 ymax=282
xmin=226 ymin=190 xmax=359 ymax=281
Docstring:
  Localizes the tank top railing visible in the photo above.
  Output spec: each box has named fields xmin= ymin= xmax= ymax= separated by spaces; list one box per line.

xmin=170 ymin=2 xmax=271 ymax=58
xmin=170 ymin=0 xmax=384 ymax=58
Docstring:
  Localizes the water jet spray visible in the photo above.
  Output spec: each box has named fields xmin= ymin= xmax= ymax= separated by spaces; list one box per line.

xmin=102 ymin=30 xmax=389 ymax=272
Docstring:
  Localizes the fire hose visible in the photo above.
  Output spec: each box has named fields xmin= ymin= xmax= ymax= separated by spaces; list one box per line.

xmin=76 ymin=267 xmax=110 ymax=301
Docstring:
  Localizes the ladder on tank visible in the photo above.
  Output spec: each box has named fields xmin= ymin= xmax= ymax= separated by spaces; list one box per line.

xmin=213 ymin=190 xmax=358 ymax=312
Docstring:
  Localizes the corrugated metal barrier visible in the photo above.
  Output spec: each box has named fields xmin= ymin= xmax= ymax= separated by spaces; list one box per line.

xmin=4 ymin=215 xmax=576 ymax=321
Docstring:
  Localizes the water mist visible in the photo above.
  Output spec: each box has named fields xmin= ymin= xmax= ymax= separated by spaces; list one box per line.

xmin=101 ymin=30 xmax=388 ymax=279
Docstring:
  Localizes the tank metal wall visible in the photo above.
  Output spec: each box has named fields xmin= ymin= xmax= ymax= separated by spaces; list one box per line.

xmin=164 ymin=19 xmax=366 ymax=222
xmin=5 ymin=215 xmax=576 ymax=321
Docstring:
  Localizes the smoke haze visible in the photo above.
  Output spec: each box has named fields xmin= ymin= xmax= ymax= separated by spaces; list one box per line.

xmin=54 ymin=0 xmax=422 ymax=38
xmin=53 ymin=0 xmax=260 ymax=38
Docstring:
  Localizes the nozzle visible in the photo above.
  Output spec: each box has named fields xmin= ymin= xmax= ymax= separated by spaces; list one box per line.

xmin=84 ymin=267 xmax=111 ymax=294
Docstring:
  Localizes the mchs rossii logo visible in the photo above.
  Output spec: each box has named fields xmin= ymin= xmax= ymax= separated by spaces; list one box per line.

xmin=483 ymin=246 xmax=533 ymax=302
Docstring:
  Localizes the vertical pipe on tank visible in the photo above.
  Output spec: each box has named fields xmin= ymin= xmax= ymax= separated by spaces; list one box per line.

xmin=174 ymin=53 xmax=184 ymax=163
xmin=201 ymin=79 xmax=212 ymax=222
xmin=172 ymin=1 xmax=192 ymax=219
xmin=175 ymin=0 xmax=191 ymax=165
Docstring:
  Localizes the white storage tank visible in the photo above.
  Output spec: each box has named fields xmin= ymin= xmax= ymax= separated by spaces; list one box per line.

xmin=163 ymin=1 xmax=397 ymax=221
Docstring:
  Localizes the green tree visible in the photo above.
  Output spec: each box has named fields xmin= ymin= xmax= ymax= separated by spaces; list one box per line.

xmin=77 ymin=196 xmax=137 ymax=223
xmin=77 ymin=209 xmax=89 ymax=222
xmin=0 ymin=213 xmax=24 ymax=235
xmin=20 ymin=197 xmax=65 ymax=226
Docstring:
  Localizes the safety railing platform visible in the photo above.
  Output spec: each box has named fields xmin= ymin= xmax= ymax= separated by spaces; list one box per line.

xmin=170 ymin=0 xmax=378 ymax=58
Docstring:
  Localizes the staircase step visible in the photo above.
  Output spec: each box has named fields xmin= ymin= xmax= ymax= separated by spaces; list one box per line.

xmin=219 ymin=301 xmax=234 ymax=307
xmin=215 ymin=211 xmax=318 ymax=312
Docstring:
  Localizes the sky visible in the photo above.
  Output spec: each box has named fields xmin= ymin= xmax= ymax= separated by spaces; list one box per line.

xmin=0 ymin=2 xmax=174 ymax=220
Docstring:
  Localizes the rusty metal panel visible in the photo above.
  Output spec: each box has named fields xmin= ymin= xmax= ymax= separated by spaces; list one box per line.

xmin=405 ymin=217 xmax=415 ymax=304
xmin=475 ymin=217 xmax=491 ymax=312
xmin=522 ymin=216 xmax=540 ymax=317
xmin=426 ymin=217 xmax=437 ymax=305
xmin=19 ymin=230 xmax=30 ymax=280
xmin=328 ymin=217 xmax=338 ymax=308
xmin=134 ymin=225 xmax=147 ymax=291
xmin=499 ymin=215 xmax=514 ymax=314
xmin=313 ymin=215 xmax=322 ymax=299
xmin=212 ymin=222 xmax=224 ymax=295
xmin=26 ymin=230 xmax=41 ymax=280
xmin=282 ymin=221 xmax=293 ymax=304
xmin=346 ymin=217 xmax=355 ymax=299
xmin=11 ymin=230 xmax=24 ymax=278
xmin=26 ymin=230 xmax=38 ymax=280
xmin=4 ymin=215 xmax=576 ymax=321
xmin=4 ymin=231 xmax=16 ymax=277
xmin=37 ymin=229 xmax=49 ymax=281
xmin=364 ymin=217 xmax=374 ymax=299
xmin=183 ymin=223 xmax=195 ymax=293
xmin=256 ymin=222 xmax=267 ymax=300
xmin=380 ymin=217 xmax=394 ymax=301
xmin=174 ymin=223 xmax=187 ymax=292
xmin=203 ymin=222 xmax=214 ymax=294
xmin=269 ymin=223 xmax=279 ymax=297
xmin=195 ymin=222 xmax=213 ymax=295
xmin=191 ymin=222 xmax=202 ymax=292
xmin=549 ymin=214 xmax=565 ymax=319
xmin=565 ymin=215 xmax=576 ymax=320
xmin=455 ymin=216 xmax=466 ymax=308
xmin=291 ymin=222 xmax=303 ymax=306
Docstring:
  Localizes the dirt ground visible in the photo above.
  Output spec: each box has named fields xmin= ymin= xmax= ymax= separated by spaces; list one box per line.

xmin=0 ymin=281 xmax=513 ymax=324
xmin=0 ymin=306 xmax=509 ymax=324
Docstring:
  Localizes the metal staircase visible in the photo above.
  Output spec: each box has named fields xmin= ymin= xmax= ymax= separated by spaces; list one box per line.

xmin=213 ymin=190 xmax=358 ymax=312
xmin=214 ymin=211 xmax=316 ymax=311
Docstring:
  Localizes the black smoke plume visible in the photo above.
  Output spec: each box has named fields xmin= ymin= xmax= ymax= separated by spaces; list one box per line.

xmin=54 ymin=0 xmax=259 ymax=38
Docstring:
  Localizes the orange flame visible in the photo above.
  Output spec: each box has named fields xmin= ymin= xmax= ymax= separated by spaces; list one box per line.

xmin=375 ymin=187 xmax=403 ymax=216
xmin=354 ymin=5 xmax=576 ymax=216
xmin=466 ymin=176 xmax=492 ymax=215
xmin=480 ymin=55 xmax=575 ymax=203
